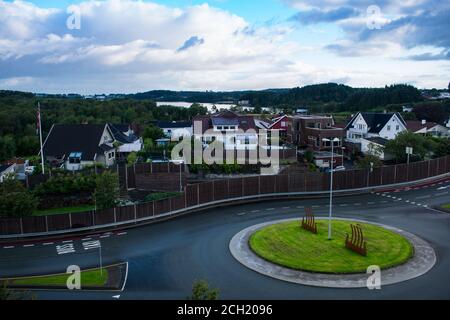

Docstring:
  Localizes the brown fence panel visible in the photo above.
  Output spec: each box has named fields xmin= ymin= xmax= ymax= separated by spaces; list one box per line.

xmin=94 ymin=208 xmax=115 ymax=226
xmin=380 ymin=165 xmax=395 ymax=185
xmin=260 ymin=175 xmax=276 ymax=194
xmin=154 ymin=199 xmax=171 ymax=215
xmin=136 ymin=202 xmax=153 ymax=219
xmin=213 ymin=180 xmax=228 ymax=201
xmin=408 ymin=161 xmax=426 ymax=182
xmin=185 ymin=184 xmax=198 ymax=207
xmin=352 ymin=169 xmax=368 ymax=189
xmin=21 ymin=216 xmax=46 ymax=234
xmin=395 ymin=164 xmax=408 ymax=183
xmin=116 ymin=206 xmax=135 ymax=222
xmin=438 ymin=157 xmax=448 ymax=175
xmin=47 ymin=214 xmax=71 ymax=231
xmin=198 ymin=182 xmax=214 ymax=204
xmin=288 ymin=174 xmax=305 ymax=193
xmin=276 ymin=175 xmax=289 ymax=193
xmin=305 ymin=172 xmax=325 ymax=191
xmin=171 ymin=196 xmax=185 ymax=212
xmin=126 ymin=166 xmax=136 ymax=189
xmin=332 ymin=171 xmax=347 ymax=190
xmin=243 ymin=177 xmax=259 ymax=196
xmin=228 ymin=178 xmax=244 ymax=198
xmin=70 ymin=211 xmax=94 ymax=228
xmin=369 ymin=167 xmax=382 ymax=187
xmin=0 ymin=218 xmax=21 ymax=235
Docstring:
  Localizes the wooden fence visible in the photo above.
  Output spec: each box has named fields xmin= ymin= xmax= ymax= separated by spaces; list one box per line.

xmin=2 ymin=155 xmax=449 ymax=237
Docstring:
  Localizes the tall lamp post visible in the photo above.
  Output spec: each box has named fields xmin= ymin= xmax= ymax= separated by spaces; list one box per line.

xmin=323 ymin=137 xmax=340 ymax=240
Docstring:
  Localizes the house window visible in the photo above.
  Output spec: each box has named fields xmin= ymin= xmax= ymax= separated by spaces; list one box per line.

xmin=387 ymin=125 xmax=391 ymax=131
xmin=396 ymin=125 xmax=400 ymax=131
xmin=68 ymin=152 xmax=82 ymax=164
xmin=217 ymin=126 xmax=222 ymax=130
xmin=281 ymin=121 xmax=287 ymax=127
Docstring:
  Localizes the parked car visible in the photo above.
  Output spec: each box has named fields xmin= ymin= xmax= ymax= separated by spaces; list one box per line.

xmin=24 ymin=166 xmax=35 ymax=175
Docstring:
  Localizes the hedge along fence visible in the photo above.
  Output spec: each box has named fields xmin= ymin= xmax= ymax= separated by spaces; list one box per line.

xmin=1 ymin=155 xmax=449 ymax=238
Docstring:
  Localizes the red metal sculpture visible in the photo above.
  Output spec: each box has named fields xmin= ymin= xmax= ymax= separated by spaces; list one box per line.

xmin=301 ymin=207 xmax=318 ymax=234
xmin=345 ymin=224 xmax=367 ymax=256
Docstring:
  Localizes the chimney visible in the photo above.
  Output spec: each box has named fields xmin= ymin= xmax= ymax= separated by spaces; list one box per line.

xmin=422 ymin=119 xmax=427 ymax=125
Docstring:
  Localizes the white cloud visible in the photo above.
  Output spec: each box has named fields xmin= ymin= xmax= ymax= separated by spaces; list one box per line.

xmin=0 ymin=0 xmax=448 ymax=93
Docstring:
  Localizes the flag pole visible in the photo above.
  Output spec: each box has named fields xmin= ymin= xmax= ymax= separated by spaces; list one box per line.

xmin=38 ymin=102 xmax=45 ymax=174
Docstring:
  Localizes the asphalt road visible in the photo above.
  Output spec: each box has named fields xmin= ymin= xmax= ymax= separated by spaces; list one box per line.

xmin=0 ymin=181 xmax=449 ymax=300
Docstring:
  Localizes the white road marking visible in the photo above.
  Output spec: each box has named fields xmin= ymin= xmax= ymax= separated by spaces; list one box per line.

xmin=100 ymin=235 xmax=110 ymax=239
xmin=266 ymin=208 xmax=275 ymax=211
xmin=82 ymin=238 xmax=92 ymax=241
xmin=3 ymin=246 xmax=14 ymax=249
xmin=43 ymin=242 xmax=54 ymax=246
xmin=56 ymin=243 xmax=75 ymax=255
xmin=62 ymin=240 xmax=73 ymax=244
xmin=339 ymin=204 xmax=348 ymax=207
xmin=416 ymin=195 xmax=431 ymax=200
xmin=237 ymin=212 xmax=246 ymax=216
xmin=23 ymin=244 xmax=34 ymax=248
xmin=116 ymin=232 xmax=127 ymax=236
xmin=83 ymin=240 xmax=101 ymax=250
xmin=435 ymin=192 xmax=448 ymax=197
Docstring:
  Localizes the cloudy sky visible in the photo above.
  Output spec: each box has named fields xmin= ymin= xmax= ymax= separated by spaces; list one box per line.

xmin=0 ymin=0 xmax=449 ymax=94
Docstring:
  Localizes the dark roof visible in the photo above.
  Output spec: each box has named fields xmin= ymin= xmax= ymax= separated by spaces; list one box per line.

xmin=364 ymin=137 xmax=389 ymax=146
xmin=108 ymin=124 xmax=138 ymax=144
xmin=43 ymin=124 xmax=110 ymax=161
xmin=211 ymin=118 xmax=239 ymax=126
xmin=406 ymin=120 xmax=440 ymax=132
xmin=0 ymin=164 xmax=13 ymax=173
xmin=155 ymin=121 xmax=192 ymax=129
xmin=345 ymin=112 xmax=405 ymax=133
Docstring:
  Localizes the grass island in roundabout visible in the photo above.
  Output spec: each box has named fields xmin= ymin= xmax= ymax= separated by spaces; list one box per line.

xmin=249 ymin=219 xmax=414 ymax=274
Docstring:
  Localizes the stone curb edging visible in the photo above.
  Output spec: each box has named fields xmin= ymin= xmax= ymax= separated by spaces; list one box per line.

xmin=229 ymin=218 xmax=436 ymax=288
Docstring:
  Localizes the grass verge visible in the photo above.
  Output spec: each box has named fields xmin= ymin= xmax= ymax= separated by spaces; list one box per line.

xmin=33 ymin=205 xmax=95 ymax=216
xmin=249 ymin=220 xmax=414 ymax=274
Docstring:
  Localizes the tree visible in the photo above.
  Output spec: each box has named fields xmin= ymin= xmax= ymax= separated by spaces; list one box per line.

xmin=0 ymin=175 xmax=37 ymax=218
xmin=93 ymin=172 xmax=120 ymax=210
xmin=355 ymin=154 xmax=383 ymax=169
xmin=143 ymin=125 xmax=164 ymax=142
xmin=0 ymin=135 xmax=16 ymax=162
xmin=385 ymin=131 xmax=431 ymax=163
xmin=189 ymin=280 xmax=219 ymax=300
xmin=127 ymin=152 xmax=138 ymax=166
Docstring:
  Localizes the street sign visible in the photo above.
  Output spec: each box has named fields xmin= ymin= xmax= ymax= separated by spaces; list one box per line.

xmin=406 ymin=147 xmax=413 ymax=155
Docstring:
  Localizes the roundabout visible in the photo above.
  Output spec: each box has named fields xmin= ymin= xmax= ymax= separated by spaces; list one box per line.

xmin=230 ymin=218 xmax=436 ymax=288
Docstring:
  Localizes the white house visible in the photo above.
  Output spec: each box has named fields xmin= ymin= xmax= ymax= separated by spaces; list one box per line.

xmin=360 ymin=137 xmax=393 ymax=161
xmin=193 ymin=111 xmax=260 ymax=151
xmin=155 ymin=121 xmax=192 ymax=142
xmin=42 ymin=124 xmax=117 ymax=171
xmin=406 ymin=120 xmax=449 ymax=138
xmin=345 ymin=112 xmax=407 ymax=143
xmin=0 ymin=164 xmax=15 ymax=183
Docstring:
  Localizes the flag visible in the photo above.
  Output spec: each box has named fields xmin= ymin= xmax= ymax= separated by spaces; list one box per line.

xmin=36 ymin=102 xmax=41 ymax=135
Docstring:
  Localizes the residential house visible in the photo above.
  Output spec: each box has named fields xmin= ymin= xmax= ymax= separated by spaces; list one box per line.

xmin=154 ymin=121 xmax=192 ymax=142
xmin=344 ymin=112 xmax=407 ymax=160
xmin=345 ymin=112 xmax=407 ymax=142
xmin=360 ymin=137 xmax=393 ymax=161
xmin=42 ymin=124 xmax=117 ymax=171
xmin=407 ymin=120 xmax=449 ymax=137
xmin=268 ymin=115 xmax=292 ymax=143
xmin=292 ymin=115 xmax=344 ymax=168
xmin=108 ymin=124 xmax=143 ymax=159
xmin=192 ymin=110 xmax=260 ymax=150
xmin=0 ymin=164 xmax=15 ymax=183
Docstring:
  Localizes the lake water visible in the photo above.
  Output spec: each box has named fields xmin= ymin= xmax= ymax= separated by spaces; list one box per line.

xmin=157 ymin=101 xmax=237 ymax=112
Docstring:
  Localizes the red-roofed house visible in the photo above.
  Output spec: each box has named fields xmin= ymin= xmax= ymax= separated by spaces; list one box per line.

xmin=406 ymin=120 xmax=449 ymax=137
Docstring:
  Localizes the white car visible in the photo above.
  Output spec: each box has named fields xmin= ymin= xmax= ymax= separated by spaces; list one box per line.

xmin=24 ymin=166 xmax=35 ymax=175
xmin=334 ymin=166 xmax=346 ymax=172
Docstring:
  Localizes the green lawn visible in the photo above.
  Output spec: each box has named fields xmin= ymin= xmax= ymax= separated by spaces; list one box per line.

xmin=249 ymin=220 xmax=414 ymax=274
xmin=33 ymin=205 xmax=95 ymax=216
xmin=442 ymin=204 xmax=450 ymax=210
xmin=9 ymin=268 xmax=108 ymax=287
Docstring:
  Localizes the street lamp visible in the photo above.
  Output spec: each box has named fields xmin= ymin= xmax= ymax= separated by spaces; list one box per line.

xmin=323 ymin=137 xmax=341 ymax=240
